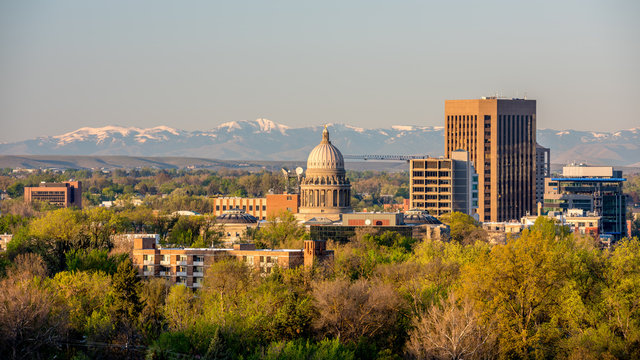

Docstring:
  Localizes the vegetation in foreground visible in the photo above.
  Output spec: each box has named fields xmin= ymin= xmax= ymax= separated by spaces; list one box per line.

xmin=0 ymin=209 xmax=639 ymax=359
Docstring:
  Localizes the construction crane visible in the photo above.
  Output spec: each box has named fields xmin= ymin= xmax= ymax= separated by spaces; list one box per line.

xmin=343 ymin=154 xmax=430 ymax=162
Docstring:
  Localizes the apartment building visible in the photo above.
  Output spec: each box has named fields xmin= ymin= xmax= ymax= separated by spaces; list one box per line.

xmin=132 ymin=237 xmax=332 ymax=288
xmin=409 ymin=150 xmax=478 ymax=216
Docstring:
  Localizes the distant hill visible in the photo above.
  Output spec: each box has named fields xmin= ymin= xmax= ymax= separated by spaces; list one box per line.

xmin=0 ymin=155 xmax=409 ymax=172
xmin=1 ymin=119 xmax=638 ymax=166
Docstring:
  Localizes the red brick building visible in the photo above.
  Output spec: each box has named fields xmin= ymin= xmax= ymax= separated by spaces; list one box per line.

xmin=24 ymin=181 xmax=82 ymax=209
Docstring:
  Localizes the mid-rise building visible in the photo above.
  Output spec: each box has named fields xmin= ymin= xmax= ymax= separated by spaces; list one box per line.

xmin=445 ymin=98 xmax=537 ymax=222
xmin=212 ymin=194 xmax=300 ymax=220
xmin=132 ymin=237 xmax=333 ymax=288
xmin=409 ymin=150 xmax=478 ymax=216
xmin=544 ymin=164 xmax=626 ymax=240
xmin=24 ymin=181 xmax=82 ymax=209
xmin=535 ymin=144 xmax=551 ymax=206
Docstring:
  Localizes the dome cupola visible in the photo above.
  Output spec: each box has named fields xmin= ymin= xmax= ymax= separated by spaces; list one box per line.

xmin=306 ymin=125 xmax=344 ymax=170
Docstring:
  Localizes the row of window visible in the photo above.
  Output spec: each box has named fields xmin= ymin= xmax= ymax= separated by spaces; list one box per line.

xmin=215 ymin=205 xmax=267 ymax=211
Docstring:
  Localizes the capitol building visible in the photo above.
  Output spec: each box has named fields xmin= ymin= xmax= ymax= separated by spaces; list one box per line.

xmin=297 ymin=126 xmax=352 ymax=222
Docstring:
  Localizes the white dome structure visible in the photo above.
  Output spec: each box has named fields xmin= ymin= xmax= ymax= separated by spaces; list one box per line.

xmin=298 ymin=126 xmax=351 ymax=221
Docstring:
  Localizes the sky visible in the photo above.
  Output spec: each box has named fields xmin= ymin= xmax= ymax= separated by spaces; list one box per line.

xmin=0 ymin=0 xmax=638 ymax=142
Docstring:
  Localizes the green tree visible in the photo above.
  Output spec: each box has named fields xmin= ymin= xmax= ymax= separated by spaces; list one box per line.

xmin=258 ymin=210 xmax=307 ymax=249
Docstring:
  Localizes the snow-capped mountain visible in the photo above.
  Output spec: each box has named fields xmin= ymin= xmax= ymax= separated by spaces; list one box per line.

xmin=1 ymin=119 xmax=639 ymax=166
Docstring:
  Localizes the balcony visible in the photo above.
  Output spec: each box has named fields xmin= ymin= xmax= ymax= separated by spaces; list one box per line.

xmin=193 ymin=272 xmax=204 ymax=277
xmin=143 ymin=271 xmax=153 ymax=276
xmin=143 ymin=260 xmax=153 ymax=265
xmin=177 ymin=261 xmax=187 ymax=266
xmin=192 ymin=282 xmax=202 ymax=288
xmin=159 ymin=271 xmax=172 ymax=276
xmin=193 ymin=261 xmax=204 ymax=266
xmin=160 ymin=260 xmax=171 ymax=266
xmin=177 ymin=271 xmax=187 ymax=277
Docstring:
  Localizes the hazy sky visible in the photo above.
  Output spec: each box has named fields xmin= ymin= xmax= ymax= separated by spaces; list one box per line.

xmin=1 ymin=0 xmax=638 ymax=142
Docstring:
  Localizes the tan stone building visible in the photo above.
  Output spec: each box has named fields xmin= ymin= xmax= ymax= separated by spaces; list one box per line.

xmin=445 ymin=98 xmax=536 ymax=222
xmin=298 ymin=126 xmax=351 ymax=221
xmin=409 ymin=150 xmax=478 ymax=217
xmin=133 ymin=237 xmax=333 ymax=288
xmin=24 ymin=181 xmax=82 ymax=209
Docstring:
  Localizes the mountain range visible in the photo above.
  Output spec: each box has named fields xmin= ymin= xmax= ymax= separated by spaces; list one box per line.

xmin=1 ymin=119 xmax=639 ymax=167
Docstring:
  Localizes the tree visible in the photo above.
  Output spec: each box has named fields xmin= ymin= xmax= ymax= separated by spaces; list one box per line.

xmin=406 ymin=292 xmax=496 ymax=360
xmin=461 ymin=227 xmax=572 ymax=358
xmin=258 ymin=210 xmax=306 ymax=249
xmin=0 ymin=254 xmax=69 ymax=359
xmin=163 ymin=284 xmax=199 ymax=332
xmin=111 ymin=257 xmax=142 ymax=348
xmin=312 ymin=278 xmax=403 ymax=346
xmin=445 ymin=212 xmax=487 ymax=245
xmin=139 ymin=278 xmax=170 ymax=342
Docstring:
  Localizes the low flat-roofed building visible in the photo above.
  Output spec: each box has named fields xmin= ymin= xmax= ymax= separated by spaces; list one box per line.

xmin=310 ymin=210 xmax=449 ymax=243
xmin=544 ymin=164 xmax=626 ymax=240
xmin=132 ymin=237 xmax=333 ymax=288
xmin=24 ymin=181 xmax=82 ymax=209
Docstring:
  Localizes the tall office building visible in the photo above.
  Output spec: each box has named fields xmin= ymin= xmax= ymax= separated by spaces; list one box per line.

xmin=445 ymin=98 xmax=536 ymax=222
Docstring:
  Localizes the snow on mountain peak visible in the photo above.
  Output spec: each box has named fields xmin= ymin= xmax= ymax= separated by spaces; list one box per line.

xmin=255 ymin=118 xmax=289 ymax=134
xmin=53 ymin=126 xmax=139 ymax=145
xmin=392 ymin=125 xmax=414 ymax=131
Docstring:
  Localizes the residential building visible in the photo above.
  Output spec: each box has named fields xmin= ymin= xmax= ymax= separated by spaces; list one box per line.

xmin=409 ymin=150 xmax=478 ymax=216
xmin=24 ymin=181 xmax=82 ymax=209
xmin=536 ymin=144 xmax=551 ymax=206
xmin=132 ymin=237 xmax=333 ymax=288
xmin=445 ymin=98 xmax=536 ymax=222
xmin=543 ymin=164 xmax=626 ymax=240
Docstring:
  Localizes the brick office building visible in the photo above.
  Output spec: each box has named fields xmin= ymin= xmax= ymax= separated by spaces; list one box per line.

xmin=445 ymin=98 xmax=536 ymax=222
xmin=24 ymin=181 xmax=82 ymax=209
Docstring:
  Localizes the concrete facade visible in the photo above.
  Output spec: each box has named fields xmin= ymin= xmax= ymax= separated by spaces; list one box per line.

xmin=409 ymin=150 xmax=478 ymax=217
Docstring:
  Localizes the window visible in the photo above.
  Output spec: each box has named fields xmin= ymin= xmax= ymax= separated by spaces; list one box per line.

xmin=249 ymin=205 xmax=253 ymax=211
xmin=262 ymin=205 xmax=266 ymax=211
xmin=194 ymin=255 xmax=204 ymax=263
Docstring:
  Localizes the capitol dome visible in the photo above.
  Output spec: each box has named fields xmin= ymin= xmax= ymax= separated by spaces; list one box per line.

xmin=306 ymin=126 xmax=344 ymax=170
